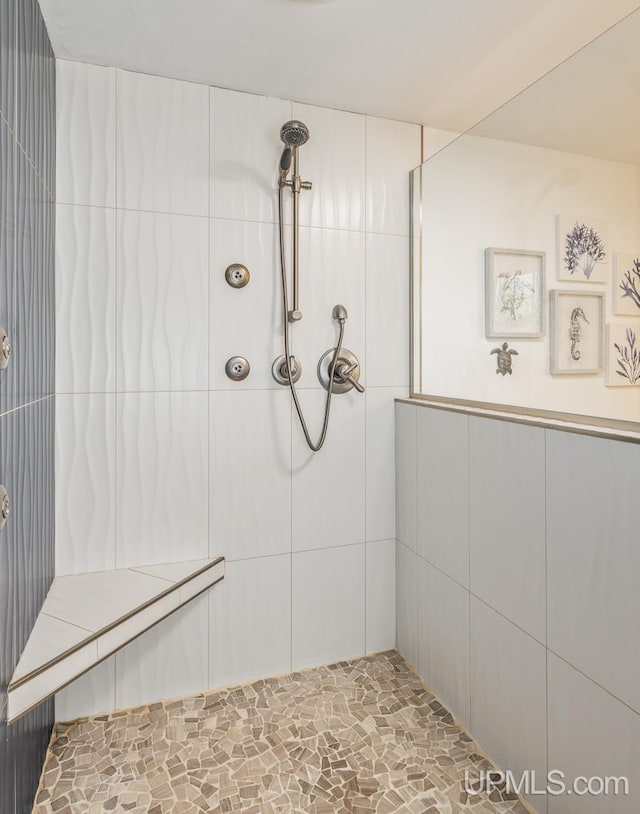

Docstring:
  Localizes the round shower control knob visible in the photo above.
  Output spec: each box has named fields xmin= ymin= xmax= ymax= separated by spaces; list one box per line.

xmin=225 ymin=264 xmax=250 ymax=289
xmin=0 ymin=486 xmax=10 ymax=530
xmin=0 ymin=328 xmax=10 ymax=370
xmin=225 ymin=356 xmax=251 ymax=381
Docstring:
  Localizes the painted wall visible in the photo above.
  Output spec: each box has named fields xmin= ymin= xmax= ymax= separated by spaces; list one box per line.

xmin=53 ymin=60 xmax=419 ymax=719
xmin=396 ymin=401 xmax=640 ymax=814
xmin=0 ymin=0 xmax=56 ymax=810
xmin=419 ymin=133 xmax=640 ymax=420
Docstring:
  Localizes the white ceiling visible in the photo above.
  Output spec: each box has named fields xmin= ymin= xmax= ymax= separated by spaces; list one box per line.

xmin=39 ymin=0 xmax=640 ymax=131
xmin=471 ymin=8 xmax=640 ymax=166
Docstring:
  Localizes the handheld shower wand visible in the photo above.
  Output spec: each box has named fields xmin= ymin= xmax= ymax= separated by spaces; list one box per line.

xmin=275 ymin=121 xmax=363 ymax=452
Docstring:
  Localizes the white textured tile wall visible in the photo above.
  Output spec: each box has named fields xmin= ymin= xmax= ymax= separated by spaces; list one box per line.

xmin=396 ymin=403 xmax=640 ymax=814
xmin=55 ymin=60 xmax=419 ymax=719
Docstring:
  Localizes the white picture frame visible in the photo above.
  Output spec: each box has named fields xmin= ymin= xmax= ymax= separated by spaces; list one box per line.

xmin=485 ymin=247 xmax=545 ymax=339
xmin=612 ymin=253 xmax=640 ymax=316
xmin=605 ymin=323 xmax=640 ymax=387
xmin=549 ymin=290 xmax=605 ymax=375
xmin=556 ymin=215 xmax=609 ymax=283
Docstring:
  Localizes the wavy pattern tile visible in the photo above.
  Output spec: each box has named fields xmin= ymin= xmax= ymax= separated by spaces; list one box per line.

xmin=56 ymin=61 xmax=116 ymax=207
xmin=210 ymin=218 xmax=281 ymax=389
xmin=55 ymin=204 xmax=116 ymax=393
xmin=117 ymin=210 xmax=208 ymax=393
xmin=293 ymin=226 xmax=365 ymax=388
xmin=292 ymin=389 xmax=366 ymax=552
xmin=292 ymin=102 xmax=365 ymax=231
xmin=209 ymin=390 xmax=291 ymax=560
xmin=115 ymin=596 xmax=209 ymax=710
xmin=365 ymin=116 xmax=421 ymax=236
xmin=55 ymin=394 xmax=116 ymax=575
xmin=211 ymin=87 xmax=291 ymax=223
xmin=365 ymin=387 xmax=404 ymax=544
xmin=365 ymin=233 xmax=409 ymax=387
xmin=115 ymin=391 xmax=208 ymax=568
xmin=365 ymin=539 xmax=396 ymax=654
xmin=292 ymin=544 xmax=365 ymax=671
xmin=55 ymin=655 xmax=116 ymax=722
xmin=117 ymin=70 xmax=208 ymax=216
xmin=209 ymin=555 xmax=292 ymax=688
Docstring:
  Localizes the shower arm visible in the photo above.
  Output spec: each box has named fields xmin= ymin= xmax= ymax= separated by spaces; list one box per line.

xmin=283 ymin=147 xmax=312 ymax=323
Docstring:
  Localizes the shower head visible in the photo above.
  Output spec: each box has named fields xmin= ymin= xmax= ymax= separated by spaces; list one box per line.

xmin=280 ymin=120 xmax=310 ymax=148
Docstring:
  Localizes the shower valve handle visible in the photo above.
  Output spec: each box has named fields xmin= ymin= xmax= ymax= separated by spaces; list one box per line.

xmin=337 ymin=362 xmax=365 ymax=394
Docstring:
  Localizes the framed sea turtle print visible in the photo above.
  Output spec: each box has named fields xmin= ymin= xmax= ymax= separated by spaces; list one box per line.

xmin=485 ymin=248 xmax=545 ymax=338
xmin=549 ymin=290 xmax=605 ymax=375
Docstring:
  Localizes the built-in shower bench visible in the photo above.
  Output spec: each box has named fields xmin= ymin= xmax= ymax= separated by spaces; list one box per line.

xmin=7 ymin=556 xmax=225 ymax=723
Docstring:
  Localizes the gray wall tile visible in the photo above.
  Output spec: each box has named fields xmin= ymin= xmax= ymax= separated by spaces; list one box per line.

xmin=0 ymin=0 xmax=55 ymax=809
xmin=0 ymin=0 xmax=15 ymax=129
xmin=0 ymin=119 xmax=17 ymax=415
xmin=469 ymin=417 xmax=546 ymax=643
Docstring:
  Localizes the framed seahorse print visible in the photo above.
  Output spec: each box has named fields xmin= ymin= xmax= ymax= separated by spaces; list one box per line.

xmin=550 ymin=290 xmax=605 ymax=375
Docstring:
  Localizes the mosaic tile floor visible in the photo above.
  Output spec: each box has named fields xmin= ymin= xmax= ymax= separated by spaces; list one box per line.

xmin=33 ymin=651 xmax=529 ymax=814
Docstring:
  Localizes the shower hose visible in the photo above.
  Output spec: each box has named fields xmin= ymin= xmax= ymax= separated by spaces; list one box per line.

xmin=277 ymin=185 xmax=344 ymax=451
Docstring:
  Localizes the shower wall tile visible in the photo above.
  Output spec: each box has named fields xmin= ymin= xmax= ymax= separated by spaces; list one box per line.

xmin=416 ymin=407 xmax=469 ymax=587
xmin=395 ymin=540 xmax=417 ymax=668
xmin=55 ymin=204 xmax=116 ymax=393
xmin=12 ymin=399 xmax=55 ymax=660
xmin=117 ymin=69 xmax=209 ymax=216
xmin=115 ymin=595 xmax=209 ymax=710
xmin=55 ymin=394 xmax=116 ymax=575
xmin=0 ymin=119 xmax=17 ymax=416
xmin=417 ymin=557 xmax=470 ymax=728
xmin=55 ymin=656 xmax=116 ymax=722
xmin=294 ymin=225 xmax=365 ymax=388
xmin=292 ymin=388 xmax=366 ymax=552
xmin=15 ymin=145 xmax=49 ymax=405
xmin=395 ymin=402 xmax=416 ymax=552
xmin=0 ymin=0 xmax=15 ymax=128
xmin=365 ymin=116 xmax=421 ymax=236
xmin=292 ymin=102 xmax=365 ymax=232
xmin=116 ymin=210 xmax=208 ymax=392
xmin=470 ymin=417 xmax=546 ymax=643
xmin=292 ymin=544 xmax=365 ymax=670
xmin=13 ymin=698 xmax=54 ymax=814
xmin=365 ymin=539 xmax=396 ymax=653
xmin=54 ymin=65 xmax=423 ymax=717
xmin=546 ymin=430 xmax=640 ymax=713
xmin=15 ymin=0 xmax=54 ymax=187
xmin=470 ymin=597 xmax=547 ymax=813
xmin=209 ymin=390 xmax=291 ymax=561
xmin=365 ymin=233 xmax=410 ymax=387
xmin=547 ymin=653 xmax=640 ymax=814
xmin=209 ymin=555 xmax=292 ymax=688
xmin=210 ymin=87 xmax=292 ymax=223
xmin=365 ymin=387 xmax=403 ymax=543
xmin=115 ymin=392 xmax=208 ymax=568
xmin=56 ymin=60 xmax=116 ymax=207
xmin=209 ymin=218 xmax=281 ymax=390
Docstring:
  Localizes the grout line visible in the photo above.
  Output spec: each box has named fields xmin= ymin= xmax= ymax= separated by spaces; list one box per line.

xmin=52 ymin=201 xmax=413 ymax=239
